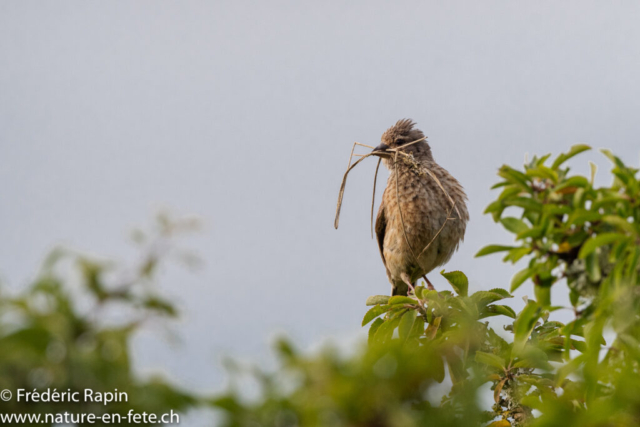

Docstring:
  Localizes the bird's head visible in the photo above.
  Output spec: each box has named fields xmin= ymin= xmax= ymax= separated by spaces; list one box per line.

xmin=372 ymin=119 xmax=431 ymax=162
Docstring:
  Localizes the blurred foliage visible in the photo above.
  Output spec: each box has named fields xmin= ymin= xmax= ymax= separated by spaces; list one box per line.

xmin=213 ymin=147 xmax=640 ymax=427
xmin=4 ymin=148 xmax=640 ymax=426
xmin=0 ymin=213 xmax=203 ymax=425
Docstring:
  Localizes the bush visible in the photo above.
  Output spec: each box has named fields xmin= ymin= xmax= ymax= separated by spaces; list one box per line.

xmin=213 ymin=146 xmax=640 ymax=427
xmin=0 ymin=214 xmax=203 ymax=426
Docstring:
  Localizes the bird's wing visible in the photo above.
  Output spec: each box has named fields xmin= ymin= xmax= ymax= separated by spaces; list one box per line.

xmin=375 ymin=203 xmax=388 ymax=269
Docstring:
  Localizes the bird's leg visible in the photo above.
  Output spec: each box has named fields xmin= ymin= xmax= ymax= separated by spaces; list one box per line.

xmin=400 ymin=272 xmax=416 ymax=296
xmin=401 ymin=273 xmax=427 ymax=314
xmin=423 ymin=275 xmax=435 ymax=291
xmin=406 ymin=282 xmax=416 ymax=295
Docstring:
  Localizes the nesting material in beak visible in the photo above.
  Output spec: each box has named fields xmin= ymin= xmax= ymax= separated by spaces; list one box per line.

xmin=372 ymin=143 xmax=391 ymax=157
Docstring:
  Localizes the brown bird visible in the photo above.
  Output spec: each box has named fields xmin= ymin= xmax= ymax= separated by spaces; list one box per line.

xmin=372 ymin=119 xmax=469 ymax=296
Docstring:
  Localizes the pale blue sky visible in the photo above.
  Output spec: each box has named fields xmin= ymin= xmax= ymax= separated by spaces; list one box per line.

xmin=1 ymin=0 xmax=640 ymax=404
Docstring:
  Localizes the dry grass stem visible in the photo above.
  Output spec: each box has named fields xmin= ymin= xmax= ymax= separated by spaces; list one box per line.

xmin=423 ymin=168 xmax=462 ymax=220
xmin=336 ymin=137 xmax=431 ymax=234
xmin=370 ymin=158 xmax=382 ymax=238
xmin=334 ymin=148 xmax=378 ymax=229
xmin=387 ymin=136 xmax=426 ymax=153
xmin=417 ymin=203 xmax=456 ymax=259
xmin=354 ymin=142 xmax=375 ymax=149
xmin=345 ymin=142 xmax=375 ymax=170
xmin=346 ymin=142 xmax=358 ymax=169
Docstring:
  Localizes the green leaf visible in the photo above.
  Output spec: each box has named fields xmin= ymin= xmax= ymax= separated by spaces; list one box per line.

xmin=475 ymin=245 xmax=517 ymax=257
xmin=500 ymin=217 xmax=530 ymax=234
xmin=569 ymin=289 xmax=579 ymax=307
xmin=487 ymin=288 xmax=513 ymax=298
xmin=368 ymin=318 xmax=384 ymax=344
xmin=570 ymin=339 xmax=587 ymax=353
xmin=578 ymin=233 xmax=628 ymax=259
xmin=471 ymin=291 xmax=510 ymax=305
xmin=601 ymin=215 xmax=636 ymax=234
xmin=600 ymin=148 xmax=626 ymax=169
xmin=503 ymin=247 xmax=532 ymax=263
xmin=589 ymin=161 xmax=597 ymax=184
xmin=535 ymin=153 xmax=552 ymax=166
xmin=567 ymin=210 xmax=601 ymax=226
xmin=513 ymin=346 xmax=552 ymax=370
xmin=398 ymin=310 xmax=417 ymax=341
xmin=591 ymin=194 xmax=629 ymax=211
xmin=420 ymin=289 xmax=440 ymax=301
xmin=211 ymin=395 xmax=242 ymax=412
xmin=525 ymin=165 xmax=558 ymax=182
xmin=585 ymin=251 xmax=601 ymax=282
xmin=617 ymin=334 xmax=640 ymax=358
xmin=485 ymin=304 xmax=517 ymax=319
xmin=511 ymin=267 xmax=534 ymax=292
xmin=516 ymin=227 xmax=544 ymax=240
xmin=535 ymin=285 xmax=551 ymax=307
xmin=474 ymin=351 xmax=506 ymax=370
xmin=551 ymin=144 xmax=591 ymax=170
xmin=484 ymin=201 xmax=506 ymax=222
xmin=449 ymin=297 xmax=478 ymax=317
xmin=516 ymin=374 xmax=554 ymax=389
xmin=362 ymin=305 xmax=391 ymax=326
xmin=484 ymin=200 xmax=504 ymax=214
xmin=504 ymin=197 xmax=543 ymax=212
xmin=491 ymin=181 xmax=509 ymax=189
xmin=388 ymin=296 xmax=418 ymax=305
xmin=556 ymin=355 xmax=585 ymax=383
xmin=142 ymin=296 xmax=178 ymax=317
xmin=440 ymin=270 xmax=468 ymax=296
xmin=372 ymin=315 xmax=403 ymax=343
xmin=512 ymin=301 xmax=542 ymax=357
xmin=365 ymin=295 xmax=390 ymax=306
xmin=498 ymin=165 xmax=531 ymax=190
xmin=498 ymin=185 xmax=523 ymax=201
xmin=408 ymin=315 xmax=425 ymax=340
xmin=446 ymin=353 xmax=466 ymax=384
xmin=552 ymin=176 xmax=590 ymax=193
xmin=275 ymin=338 xmax=296 ymax=359
xmin=430 ymin=354 xmax=446 ymax=383
xmin=543 ymin=204 xmax=572 ymax=216
xmin=413 ymin=285 xmax=426 ymax=299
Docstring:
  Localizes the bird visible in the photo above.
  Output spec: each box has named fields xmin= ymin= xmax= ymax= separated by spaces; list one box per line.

xmin=371 ymin=119 xmax=469 ymax=296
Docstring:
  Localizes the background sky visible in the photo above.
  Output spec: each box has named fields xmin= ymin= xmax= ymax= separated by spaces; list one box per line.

xmin=2 ymin=0 xmax=640 ymax=405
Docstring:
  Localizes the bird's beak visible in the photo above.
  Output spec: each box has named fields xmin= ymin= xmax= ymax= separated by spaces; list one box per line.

xmin=372 ymin=143 xmax=390 ymax=157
